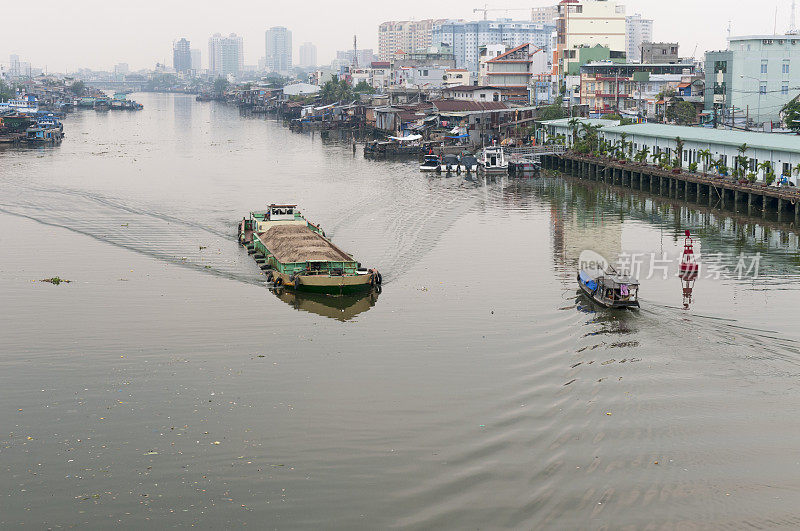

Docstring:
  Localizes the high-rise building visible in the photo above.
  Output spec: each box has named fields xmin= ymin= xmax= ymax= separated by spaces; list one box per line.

xmin=432 ymin=19 xmax=554 ymax=73
xmin=531 ymin=5 xmax=559 ymax=25
xmin=265 ymin=26 xmax=292 ymax=74
xmin=299 ymin=42 xmax=317 ymax=68
xmin=9 ymin=54 xmax=20 ymax=77
xmin=209 ymin=33 xmax=244 ymax=77
xmin=557 ymin=0 xmax=627 ymax=75
xmin=378 ymin=19 xmax=448 ymax=61
xmin=173 ymin=38 xmax=192 ymax=73
xmin=114 ymin=63 xmax=129 ymax=75
xmin=626 ymin=14 xmax=653 ymax=63
xmin=190 ymin=49 xmax=201 ymax=72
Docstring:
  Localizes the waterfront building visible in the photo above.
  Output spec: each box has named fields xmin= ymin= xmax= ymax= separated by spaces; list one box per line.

xmin=483 ymin=43 xmax=548 ymax=103
xmin=540 ymin=118 xmax=800 ymax=183
xmin=641 ymin=42 xmax=680 ymax=64
xmin=557 ymin=0 xmax=626 ymax=76
xmin=265 ymin=26 xmax=292 ymax=74
xmin=579 ymin=61 xmax=694 ymax=117
xmin=299 ymin=42 xmax=317 ymax=68
xmin=432 ymin=19 xmax=554 ymax=74
xmin=626 ymin=14 xmax=653 ymax=63
xmin=478 ymin=44 xmax=508 ymax=85
xmin=704 ymin=34 xmax=800 ymax=128
xmin=441 ymin=85 xmax=509 ymax=102
xmin=173 ymin=38 xmax=192 ymax=73
xmin=378 ymin=19 xmax=447 ymax=61
xmin=209 ymin=33 xmax=244 ymax=77
xmin=392 ymin=65 xmax=449 ymax=89
xmin=531 ymin=5 xmax=559 ymax=25
xmin=190 ymin=49 xmax=201 ymax=72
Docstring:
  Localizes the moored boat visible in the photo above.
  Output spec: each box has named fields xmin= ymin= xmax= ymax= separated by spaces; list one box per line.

xmin=238 ymin=204 xmax=381 ymax=295
xmin=479 ymin=145 xmax=509 ymax=175
xmin=420 ymin=153 xmax=440 ymax=172
xmin=439 ymin=153 xmax=460 ymax=173
xmin=578 ymin=265 xmax=640 ymax=309
xmin=459 ymin=154 xmax=478 ymax=173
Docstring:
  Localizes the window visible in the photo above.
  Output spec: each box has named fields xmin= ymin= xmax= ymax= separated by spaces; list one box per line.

xmin=783 ymin=60 xmax=790 ymax=74
xmin=782 ymin=84 xmax=789 ymax=95
xmin=761 ymin=60 xmax=768 ymax=74
xmin=760 ymin=83 xmax=767 ymax=94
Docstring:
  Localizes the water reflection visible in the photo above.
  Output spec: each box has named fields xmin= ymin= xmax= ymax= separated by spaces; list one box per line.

xmin=272 ymin=287 xmax=380 ymax=321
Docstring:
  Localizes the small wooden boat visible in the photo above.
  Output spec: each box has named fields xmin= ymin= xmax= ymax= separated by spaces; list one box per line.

xmin=420 ymin=154 xmax=440 ymax=172
xmin=238 ymin=204 xmax=381 ymax=295
xmin=578 ymin=266 xmax=640 ymax=309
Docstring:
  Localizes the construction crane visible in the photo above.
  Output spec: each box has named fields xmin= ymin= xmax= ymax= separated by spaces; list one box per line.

xmin=473 ymin=4 xmax=532 ymax=21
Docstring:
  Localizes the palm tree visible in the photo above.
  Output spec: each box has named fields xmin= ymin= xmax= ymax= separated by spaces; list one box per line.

xmin=568 ymin=118 xmax=580 ymax=147
xmin=759 ymin=161 xmax=776 ymax=185
xmin=698 ymin=149 xmax=712 ymax=173
xmin=673 ymin=137 xmax=684 ymax=168
xmin=650 ymin=151 xmax=661 ymax=165
xmin=635 ymin=145 xmax=650 ymax=164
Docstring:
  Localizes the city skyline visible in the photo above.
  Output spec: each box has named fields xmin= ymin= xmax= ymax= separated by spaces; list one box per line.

xmin=0 ymin=0 xmax=796 ymax=73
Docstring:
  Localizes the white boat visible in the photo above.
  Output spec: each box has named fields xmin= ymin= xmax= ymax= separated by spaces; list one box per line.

xmin=459 ymin=154 xmax=478 ymax=173
xmin=420 ymin=154 xmax=440 ymax=172
xmin=479 ymin=145 xmax=509 ymax=174
xmin=0 ymin=97 xmax=39 ymax=114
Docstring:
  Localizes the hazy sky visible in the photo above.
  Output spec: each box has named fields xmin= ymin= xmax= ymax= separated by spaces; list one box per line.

xmin=1 ymin=0 xmax=796 ymax=72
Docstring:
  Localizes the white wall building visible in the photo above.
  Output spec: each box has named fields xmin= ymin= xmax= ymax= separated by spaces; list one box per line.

xmin=557 ymin=0 xmax=626 ymax=74
xmin=209 ymin=33 xmax=244 ymax=77
xmin=626 ymin=14 xmax=654 ymax=63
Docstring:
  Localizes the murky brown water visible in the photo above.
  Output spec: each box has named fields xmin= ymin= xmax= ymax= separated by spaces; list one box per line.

xmin=3 ymin=93 xmax=800 ymax=529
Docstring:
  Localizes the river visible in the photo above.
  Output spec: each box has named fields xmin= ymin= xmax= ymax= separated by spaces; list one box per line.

xmin=2 ymin=93 xmax=800 ymax=529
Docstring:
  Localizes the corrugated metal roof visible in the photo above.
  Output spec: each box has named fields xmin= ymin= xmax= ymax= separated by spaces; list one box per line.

xmin=433 ymin=100 xmax=508 ymax=112
xmin=600 ymin=124 xmax=800 ymax=153
xmin=540 ymin=118 xmax=620 ymax=127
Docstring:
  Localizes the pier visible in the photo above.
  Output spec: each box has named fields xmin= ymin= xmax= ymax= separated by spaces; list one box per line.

xmin=542 ymin=151 xmax=800 ymax=223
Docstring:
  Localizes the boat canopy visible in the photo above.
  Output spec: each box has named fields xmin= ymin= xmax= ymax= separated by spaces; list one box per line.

xmin=388 ymin=134 xmax=422 ymax=142
xmin=442 ymin=154 xmax=459 ymax=164
xmin=578 ymin=270 xmax=598 ymax=291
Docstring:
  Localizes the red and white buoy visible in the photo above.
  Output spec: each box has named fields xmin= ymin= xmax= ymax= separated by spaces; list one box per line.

xmin=679 ymin=230 xmax=698 ymax=309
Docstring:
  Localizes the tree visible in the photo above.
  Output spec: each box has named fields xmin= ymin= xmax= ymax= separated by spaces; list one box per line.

xmin=353 ymin=80 xmax=376 ymax=94
xmin=671 ymin=101 xmax=697 ymax=125
xmin=0 ymin=79 xmax=14 ymax=100
xmin=213 ymin=77 xmax=230 ymax=95
xmin=567 ymin=117 xmax=580 ymax=147
xmin=698 ymin=149 xmax=712 ymax=173
xmin=782 ymin=98 xmax=800 ymax=132
xmin=673 ymin=137 xmax=684 ymax=168
xmin=68 ymin=80 xmax=86 ymax=97
xmin=540 ymin=104 xmax=565 ymax=121
xmin=635 ymin=146 xmax=650 ymax=163
xmin=734 ymin=143 xmax=749 ymax=179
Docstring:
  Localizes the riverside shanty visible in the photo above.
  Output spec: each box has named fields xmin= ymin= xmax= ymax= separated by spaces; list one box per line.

xmin=232 ymin=83 xmax=540 ymax=149
xmin=238 ymin=204 xmax=382 ymax=295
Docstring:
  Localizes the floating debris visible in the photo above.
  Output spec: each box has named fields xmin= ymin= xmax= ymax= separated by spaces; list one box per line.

xmin=39 ymin=277 xmax=71 ymax=285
